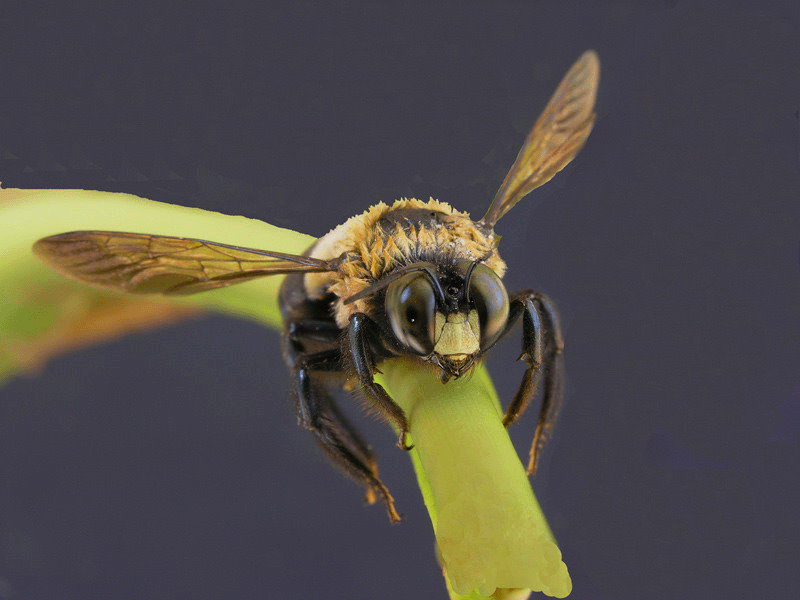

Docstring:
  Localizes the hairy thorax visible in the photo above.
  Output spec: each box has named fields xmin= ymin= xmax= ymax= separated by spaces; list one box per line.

xmin=304 ymin=198 xmax=507 ymax=328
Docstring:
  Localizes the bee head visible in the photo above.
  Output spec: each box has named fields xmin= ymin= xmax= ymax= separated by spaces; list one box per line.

xmin=382 ymin=260 xmax=509 ymax=378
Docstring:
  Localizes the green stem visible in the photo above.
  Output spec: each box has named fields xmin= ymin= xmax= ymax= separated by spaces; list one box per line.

xmin=378 ymin=361 xmax=570 ymax=599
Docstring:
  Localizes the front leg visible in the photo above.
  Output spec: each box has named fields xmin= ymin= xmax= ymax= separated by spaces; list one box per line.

xmin=347 ymin=313 xmax=413 ymax=451
xmin=501 ymin=291 xmax=565 ymax=475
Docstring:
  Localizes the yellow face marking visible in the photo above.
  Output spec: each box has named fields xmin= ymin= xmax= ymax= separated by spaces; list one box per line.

xmin=433 ymin=310 xmax=481 ymax=357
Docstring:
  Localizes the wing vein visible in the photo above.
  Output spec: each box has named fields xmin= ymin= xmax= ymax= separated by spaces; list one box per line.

xmin=33 ymin=230 xmax=340 ymax=296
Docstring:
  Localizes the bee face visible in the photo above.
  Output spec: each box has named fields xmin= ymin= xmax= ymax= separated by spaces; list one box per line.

xmin=384 ymin=259 xmax=509 ymax=378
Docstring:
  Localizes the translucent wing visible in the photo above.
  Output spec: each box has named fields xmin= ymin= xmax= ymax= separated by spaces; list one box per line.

xmin=481 ymin=50 xmax=600 ymax=228
xmin=33 ymin=231 xmax=338 ymax=296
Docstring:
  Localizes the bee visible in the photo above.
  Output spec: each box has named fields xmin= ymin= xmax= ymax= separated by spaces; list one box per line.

xmin=33 ymin=51 xmax=599 ymax=523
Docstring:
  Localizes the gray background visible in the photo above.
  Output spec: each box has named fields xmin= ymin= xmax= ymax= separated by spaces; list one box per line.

xmin=1 ymin=2 xmax=798 ymax=599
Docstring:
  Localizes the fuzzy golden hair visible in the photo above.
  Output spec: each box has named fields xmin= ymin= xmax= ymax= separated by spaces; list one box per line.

xmin=306 ymin=198 xmax=506 ymax=327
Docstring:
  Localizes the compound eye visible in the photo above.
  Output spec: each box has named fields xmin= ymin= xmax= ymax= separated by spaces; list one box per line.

xmin=385 ymin=272 xmax=436 ymax=355
xmin=468 ymin=263 xmax=509 ymax=348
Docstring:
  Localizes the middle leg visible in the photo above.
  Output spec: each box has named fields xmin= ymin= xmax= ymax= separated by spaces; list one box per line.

xmin=289 ymin=344 xmax=401 ymax=522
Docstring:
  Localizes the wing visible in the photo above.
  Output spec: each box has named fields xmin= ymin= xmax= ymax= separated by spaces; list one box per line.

xmin=480 ymin=50 xmax=600 ymax=228
xmin=33 ymin=231 xmax=339 ymax=296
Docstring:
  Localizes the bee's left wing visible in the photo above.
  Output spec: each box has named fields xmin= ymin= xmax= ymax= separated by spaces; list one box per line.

xmin=480 ymin=50 xmax=600 ymax=228
xmin=33 ymin=231 xmax=338 ymax=296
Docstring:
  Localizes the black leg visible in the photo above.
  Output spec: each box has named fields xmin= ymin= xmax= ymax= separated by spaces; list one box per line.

xmin=312 ymin=392 xmax=394 ymax=510
xmin=288 ymin=344 xmax=401 ymax=523
xmin=287 ymin=319 xmax=342 ymax=343
xmin=312 ymin=385 xmax=402 ymax=523
xmin=291 ymin=348 xmax=342 ymax=429
xmin=347 ymin=313 xmax=413 ymax=451
xmin=500 ymin=290 xmax=565 ymax=475
xmin=526 ymin=292 xmax=565 ymax=475
xmin=501 ymin=295 xmax=545 ymax=428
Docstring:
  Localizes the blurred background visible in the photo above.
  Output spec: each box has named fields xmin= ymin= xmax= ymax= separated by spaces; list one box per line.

xmin=1 ymin=2 xmax=798 ymax=599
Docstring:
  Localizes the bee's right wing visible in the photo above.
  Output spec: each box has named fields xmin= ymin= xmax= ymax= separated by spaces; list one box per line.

xmin=33 ymin=231 xmax=339 ymax=296
xmin=480 ymin=50 xmax=600 ymax=228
